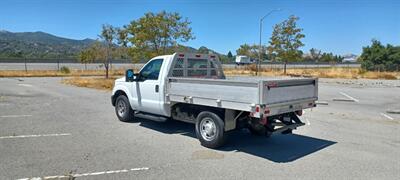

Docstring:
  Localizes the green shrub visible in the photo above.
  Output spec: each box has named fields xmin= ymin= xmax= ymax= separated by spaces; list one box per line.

xmin=60 ymin=66 xmax=71 ymax=74
xmin=360 ymin=40 xmax=400 ymax=72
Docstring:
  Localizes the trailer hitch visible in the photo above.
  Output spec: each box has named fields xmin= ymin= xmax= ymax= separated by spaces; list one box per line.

xmin=272 ymin=122 xmax=305 ymax=134
xmin=270 ymin=112 xmax=304 ymax=134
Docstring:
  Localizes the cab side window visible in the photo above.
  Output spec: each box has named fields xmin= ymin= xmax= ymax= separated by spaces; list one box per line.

xmin=140 ymin=59 xmax=163 ymax=80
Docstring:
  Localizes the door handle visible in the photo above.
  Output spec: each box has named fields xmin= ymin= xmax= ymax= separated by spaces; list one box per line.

xmin=155 ymin=85 xmax=159 ymax=93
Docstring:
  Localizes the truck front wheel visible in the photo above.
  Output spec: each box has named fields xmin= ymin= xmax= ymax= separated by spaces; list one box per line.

xmin=115 ymin=95 xmax=135 ymax=122
xmin=195 ymin=111 xmax=226 ymax=149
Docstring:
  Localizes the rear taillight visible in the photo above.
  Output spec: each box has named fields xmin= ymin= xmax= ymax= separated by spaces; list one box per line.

xmin=255 ymin=106 xmax=260 ymax=113
xmin=210 ymin=55 xmax=216 ymax=58
xmin=195 ymin=54 xmax=201 ymax=58
xmin=178 ymin=54 xmax=184 ymax=57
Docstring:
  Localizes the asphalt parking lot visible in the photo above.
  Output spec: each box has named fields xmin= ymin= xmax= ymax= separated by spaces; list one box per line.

xmin=0 ymin=77 xmax=399 ymax=180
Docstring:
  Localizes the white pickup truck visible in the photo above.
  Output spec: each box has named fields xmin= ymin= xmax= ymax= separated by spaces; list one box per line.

xmin=111 ymin=52 xmax=318 ymax=148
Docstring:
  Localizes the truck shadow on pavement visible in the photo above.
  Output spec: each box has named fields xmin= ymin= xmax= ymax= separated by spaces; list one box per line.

xmin=136 ymin=119 xmax=336 ymax=163
xmin=222 ymin=131 xmax=336 ymax=163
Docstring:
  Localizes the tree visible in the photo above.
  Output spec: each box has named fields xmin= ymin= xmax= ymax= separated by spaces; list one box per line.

xmin=227 ymin=51 xmax=233 ymax=61
xmin=99 ymin=24 xmax=118 ymax=78
xmin=227 ymin=51 xmax=233 ymax=58
xmin=360 ymin=39 xmax=400 ymax=71
xmin=15 ymin=50 xmax=24 ymax=58
xmin=236 ymin=44 xmax=267 ymax=61
xmin=78 ymin=40 xmax=125 ymax=77
xmin=79 ymin=41 xmax=106 ymax=68
xmin=116 ymin=26 xmax=129 ymax=47
xmin=121 ymin=11 xmax=195 ymax=62
xmin=309 ymin=48 xmax=322 ymax=62
xmin=78 ymin=48 xmax=95 ymax=70
xmin=319 ymin=52 xmax=343 ymax=63
xmin=267 ymin=15 xmax=305 ymax=74
xmin=198 ymin=46 xmax=211 ymax=54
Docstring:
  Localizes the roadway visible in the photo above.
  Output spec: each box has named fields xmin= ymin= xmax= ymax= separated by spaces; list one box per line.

xmin=0 ymin=77 xmax=399 ymax=179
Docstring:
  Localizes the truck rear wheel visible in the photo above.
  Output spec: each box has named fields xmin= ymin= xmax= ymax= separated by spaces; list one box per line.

xmin=195 ymin=111 xmax=225 ymax=149
xmin=248 ymin=126 xmax=265 ymax=136
xmin=115 ymin=95 xmax=135 ymax=122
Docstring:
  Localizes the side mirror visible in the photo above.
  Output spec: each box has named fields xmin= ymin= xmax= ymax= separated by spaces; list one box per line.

xmin=125 ymin=69 xmax=135 ymax=82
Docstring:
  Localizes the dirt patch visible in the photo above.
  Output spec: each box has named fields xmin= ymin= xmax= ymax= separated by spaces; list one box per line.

xmin=62 ymin=77 xmax=116 ymax=91
xmin=191 ymin=150 xmax=224 ymax=160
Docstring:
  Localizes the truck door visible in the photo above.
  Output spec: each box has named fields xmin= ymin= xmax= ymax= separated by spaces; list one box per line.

xmin=136 ymin=58 xmax=164 ymax=115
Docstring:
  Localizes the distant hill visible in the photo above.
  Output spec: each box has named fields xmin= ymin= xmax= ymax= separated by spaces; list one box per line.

xmin=0 ymin=30 xmax=95 ymax=58
xmin=0 ymin=30 xmax=231 ymax=62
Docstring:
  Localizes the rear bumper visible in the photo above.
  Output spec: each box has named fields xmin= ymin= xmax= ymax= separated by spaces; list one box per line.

xmin=251 ymin=98 xmax=317 ymax=118
xmin=269 ymin=99 xmax=317 ymax=116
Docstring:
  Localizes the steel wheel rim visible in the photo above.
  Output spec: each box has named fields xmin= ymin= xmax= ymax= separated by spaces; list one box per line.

xmin=117 ymin=99 xmax=127 ymax=117
xmin=200 ymin=117 xmax=217 ymax=141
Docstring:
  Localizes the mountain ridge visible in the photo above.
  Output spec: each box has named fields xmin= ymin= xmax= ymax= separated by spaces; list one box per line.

xmin=0 ymin=30 xmax=226 ymax=60
xmin=0 ymin=30 xmax=96 ymax=58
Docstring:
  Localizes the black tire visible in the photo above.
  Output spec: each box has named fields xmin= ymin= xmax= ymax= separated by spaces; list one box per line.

xmin=265 ymin=130 xmax=273 ymax=138
xmin=195 ymin=111 xmax=226 ymax=149
xmin=248 ymin=126 xmax=265 ymax=136
xmin=282 ymin=129 xmax=293 ymax=134
xmin=265 ymin=124 xmax=275 ymax=138
xmin=248 ymin=124 xmax=274 ymax=138
xmin=115 ymin=95 xmax=135 ymax=122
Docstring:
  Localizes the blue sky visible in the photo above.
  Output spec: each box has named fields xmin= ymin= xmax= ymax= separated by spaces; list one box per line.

xmin=0 ymin=0 xmax=399 ymax=55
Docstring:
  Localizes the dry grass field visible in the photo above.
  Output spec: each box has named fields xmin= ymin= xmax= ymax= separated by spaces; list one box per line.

xmin=224 ymin=65 xmax=399 ymax=80
xmin=62 ymin=77 xmax=116 ymax=90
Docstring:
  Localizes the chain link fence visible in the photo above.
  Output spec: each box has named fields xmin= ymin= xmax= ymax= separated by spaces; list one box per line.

xmin=2 ymin=58 xmax=398 ymax=72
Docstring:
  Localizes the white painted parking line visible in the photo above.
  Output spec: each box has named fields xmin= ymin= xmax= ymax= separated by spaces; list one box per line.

xmin=0 ymin=115 xmax=32 ymax=118
xmin=305 ymin=118 xmax=311 ymax=125
xmin=339 ymin=92 xmax=359 ymax=102
xmin=17 ymin=167 xmax=150 ymax=180
xmin=17 ymin=83 xmax=33 ymax=87
xmin=0 ymin=133 xmax=71 ymax=139
xmin=380 ymin=113 xmax=394 ymax=120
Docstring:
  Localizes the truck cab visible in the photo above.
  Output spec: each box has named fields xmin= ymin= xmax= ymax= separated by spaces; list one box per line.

xmin=112 ymin=53 xmax=225 ymax=118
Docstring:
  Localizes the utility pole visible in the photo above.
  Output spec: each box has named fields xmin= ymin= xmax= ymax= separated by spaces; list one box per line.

xmin=24 ymin=56 xmax=27 ymax=73
xmin=57 ymin=58 xmax=60 ymax=71
xmin=257 ymin=9 xmax=281 ymax=76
